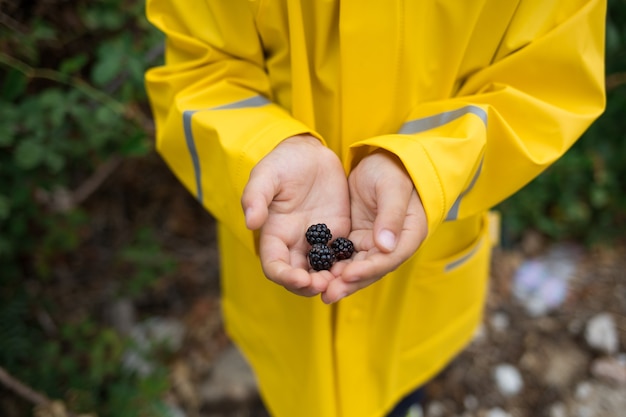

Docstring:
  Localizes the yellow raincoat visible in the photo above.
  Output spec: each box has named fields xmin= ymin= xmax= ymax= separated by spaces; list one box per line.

xmin=145 ymin=1 xmax=606 ymax=416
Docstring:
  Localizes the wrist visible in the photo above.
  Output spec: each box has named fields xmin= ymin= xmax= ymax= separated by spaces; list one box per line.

xmin=282 ymin=133 xmax=324 ymax=147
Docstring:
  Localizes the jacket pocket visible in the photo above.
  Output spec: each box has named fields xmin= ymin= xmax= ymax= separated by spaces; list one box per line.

xmin=398 ymin=215 xmax=491 ymax=354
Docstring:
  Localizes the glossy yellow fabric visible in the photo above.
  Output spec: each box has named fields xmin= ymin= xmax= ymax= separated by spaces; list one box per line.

xmin=144 ymin=1 xmax=606 ymax=416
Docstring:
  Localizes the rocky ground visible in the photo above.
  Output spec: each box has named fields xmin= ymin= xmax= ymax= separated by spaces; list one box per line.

xmin=18 ymin=153 xmax=626 ymax=417
xmin=423 ymin=241 xmax=626 ymax=417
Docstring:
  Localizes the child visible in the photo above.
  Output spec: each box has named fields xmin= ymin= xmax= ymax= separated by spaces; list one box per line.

xmin=145 ymin=1 xmax=606 ymax=416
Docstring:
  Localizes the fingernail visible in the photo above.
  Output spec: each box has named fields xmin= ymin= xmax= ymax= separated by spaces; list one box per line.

xmin=378 ymin=229 xmax=396 ymax=251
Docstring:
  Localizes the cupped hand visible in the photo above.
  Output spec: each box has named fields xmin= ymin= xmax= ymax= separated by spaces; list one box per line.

xmin=241 ymin=135 xmax=351 ymax=297
xmin=322 ymin=149 xmax=428 ymax=304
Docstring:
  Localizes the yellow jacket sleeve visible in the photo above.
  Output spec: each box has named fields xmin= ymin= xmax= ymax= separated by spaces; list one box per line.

xmin=144 ymin=0 xmax=319 ymax=249
xmin=346 ymin=0 xmax=606 ymax=238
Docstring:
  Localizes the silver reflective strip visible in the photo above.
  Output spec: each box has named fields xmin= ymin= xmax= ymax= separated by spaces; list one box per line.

xmin=183 ymin=110 xmax=203 ymax=203
xmin=398 ymin=105 xmax=487 ymax=221
xmin=444 ymin=238 xmax=482 ymax=272
xmin=182 ymin=95 xmax=271 ymax=203
xmin=213 ymin=95 xmax=270 ymax=110
xmin=398 ymin=105 xmax=487 ymax=135
xmin=446 ymin=157 xmax=484 ymax=221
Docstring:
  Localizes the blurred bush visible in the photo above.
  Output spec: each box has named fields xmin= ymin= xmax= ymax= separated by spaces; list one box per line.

xmin=0 ymin=0 xmax=173 ymax=415
xmin=497 ymin=0 xmax=626 ymax=245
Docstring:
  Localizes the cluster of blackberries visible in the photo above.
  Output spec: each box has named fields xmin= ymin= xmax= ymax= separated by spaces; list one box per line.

xmin=306 ymin=223 xmax=354 ymax=271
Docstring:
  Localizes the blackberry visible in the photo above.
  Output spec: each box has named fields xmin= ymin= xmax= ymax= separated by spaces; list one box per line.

xmin=308 ymin=243 xmax=335 ymax=271
xmin=305 ymin=223 xmax=332 ymax=245
xmin=330 ymin=237 xmax=354 ymax=260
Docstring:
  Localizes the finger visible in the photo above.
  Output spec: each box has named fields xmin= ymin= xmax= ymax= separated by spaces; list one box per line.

xmin=339 ymin=252 xmax=400 ymax=283
xmin=321 ymin=272 xmax=377 ymax=304
xmin=321 ymin=250 xmax=405 ymax=303
xmin=259 ymin=235 xmax=330 ymax=296
xmin=373 ymin=178 xmax=412 ymax=253
xmin=267 ymin=260 xmax=332 ymax=296
xmin=241 ymin=166 xmax=277 ymax=230
xmin=306 ymin=271 xmax=334 ymax=296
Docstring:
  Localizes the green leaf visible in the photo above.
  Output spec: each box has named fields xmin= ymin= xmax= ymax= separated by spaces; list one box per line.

xmin=14 ymin=139 xmax=46 ymax=169
xmin=0 ymin=194 xmax=10 ymax=220
xmin=82 ymin=7 xmax=125 ymax=31
xmin=38 ymin=89 xmax=65 ymax=109
xmin=127 ymin=56 xmax=146 ymax=85
xmin=60 ymin=54 xmax=89 ymax=75
xmin=91 ymin=38 xmax=127 ymax=87
xmin=100 ymin=10 xmax=126 ymax=30
xmin=0 ymin=235 xmax=12 ymax=258
xmin=590 ymin=186 xmax=610 ymax=208
xmin=87 ymin=130 xmax=113 ymax=149
xmin=45 ymin=152 xmax=66 ymax=173
xmin=91 ymin=56 xmax=123 ymax=87
xmin=606 ymin=19 xmax=621 ymax=54
xmin=1 ymin=70 xmax=28 ymax=102
xmin=0 ymin=123 xmax=15 ymax=147
xmin=95 ymin=106 xmax=117 ymax=126
xmin=31 ymin=20 xmax=56 ymax=41
xmin=121 ymin=132 xmax=151 ymax=156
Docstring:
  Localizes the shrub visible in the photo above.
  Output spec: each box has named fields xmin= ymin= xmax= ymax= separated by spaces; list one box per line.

xmin=497 ymin=0 xmax=626 ymax=246
xmin=0 ymin=0 xmax=174 ymax=415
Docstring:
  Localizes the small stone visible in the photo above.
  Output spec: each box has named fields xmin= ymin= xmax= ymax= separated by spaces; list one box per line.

xmin=590 ymin=357 xmax=626 ymax=385
xmin=541 ymin=342 xmax=588 ymax=389
xmin=568 ymin=381 xmax=626 ymax=417
xmin=123 ymin=317 xmax=186 ymax=376
xmin=493 ymin=364 xmax=524 ymax=396
xmin=426 ymin=401 xmax=445 ymax=417
xmin=406 ymin=404 xmax=424 ymax=417
xmin=575 ymin=381 xmax=593 ymax=400
xmin=585 ymin=313 xmax=619 ymax=354
xmin=463 ymin=394 xmax=478 ymax=411
xmin=575 ymin=405 xmax=593 ymax=417
xmin=549 ymin=403 xmax=567 ymax=417
xmin=105 ymin=297 xmax=136 ymax=335
xmin=199 ymin=345 xmax=258 ymax=403
xmin=490 ymin=312 xmax=510 ymax=333
xmin=485 ymin=407 xmax=512 ymax=417
xmin=472 ymin=323 xmax=487 ymax=344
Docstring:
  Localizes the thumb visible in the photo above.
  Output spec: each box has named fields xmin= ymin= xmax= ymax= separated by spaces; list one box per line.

xmin=241 ymin=167 xmax=277 ymax=230
xmin=373 ymin=179 xmax=411 ymax=253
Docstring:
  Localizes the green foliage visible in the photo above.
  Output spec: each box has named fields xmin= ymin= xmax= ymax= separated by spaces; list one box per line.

xmin=0 ymin=0 xmax=172 ymax=415
xmin=0 ymin=293 xmax=172 ymax=415
xmin=498 ymin=0 xmax=626 ymax=246
xmin=0 ymin=0 xmax=162 ymax=264
xmin=118 ymin=228 xmax=177 ymax=298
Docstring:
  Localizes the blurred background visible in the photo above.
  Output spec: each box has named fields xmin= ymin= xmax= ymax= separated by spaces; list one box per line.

xmin=0 ymin=1 xmax=624 ymax=416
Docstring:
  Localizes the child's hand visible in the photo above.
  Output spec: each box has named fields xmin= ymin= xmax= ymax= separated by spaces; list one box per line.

xmin=322 ymin=149 xmax=428 ymax=304
xmin=241 ymin=135 xmax=351 ymax=297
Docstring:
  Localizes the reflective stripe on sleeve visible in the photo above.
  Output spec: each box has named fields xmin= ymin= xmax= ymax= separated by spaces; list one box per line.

xmin=446 ymin=157 xmax=484 ymax=221
xmin=398 ymin=105 xmax=487 ymax=221
xmin=397 ymin=105 xmax=487 ymax=135
xmin=182 ymin=95 xmax=271 ymax=203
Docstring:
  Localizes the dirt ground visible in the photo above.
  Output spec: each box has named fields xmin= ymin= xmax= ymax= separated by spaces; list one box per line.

xmin=31 ymin=153 xmax=626 ymax=417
